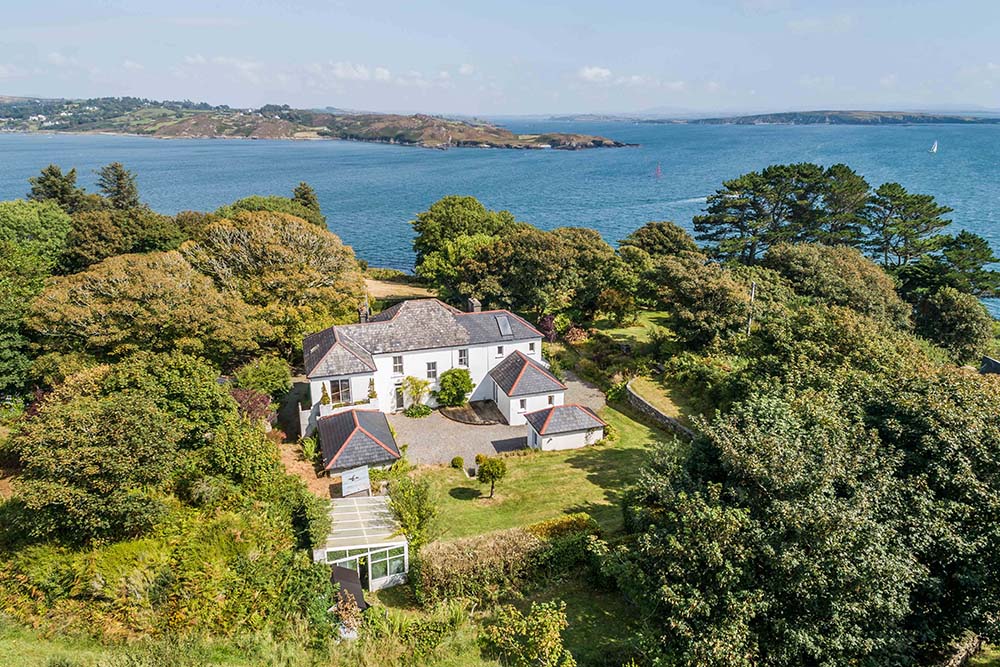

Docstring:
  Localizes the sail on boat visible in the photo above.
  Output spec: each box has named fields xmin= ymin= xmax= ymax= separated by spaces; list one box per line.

xmin=655 ymin=162 xmax=662 ymax=178
xmin=929 ymin=140 xmax=938 ymax=154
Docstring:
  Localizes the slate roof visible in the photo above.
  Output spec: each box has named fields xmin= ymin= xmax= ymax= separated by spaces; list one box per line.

xmin=304 ymin=299 xmax=542 ymax=378
xmin=981 ymin=356 xmax=1000 ymax=375
xmin=317 ymin=409 xmax=400 ymax=471
xmin=525 ymin=404 xmax=607 ymax=435
xmin=489 ymin=351 xmax=566 ymax=397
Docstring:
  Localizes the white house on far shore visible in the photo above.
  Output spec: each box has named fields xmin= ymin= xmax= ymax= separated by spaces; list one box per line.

xmin=301 ymin=298 xmax=552 ymax=433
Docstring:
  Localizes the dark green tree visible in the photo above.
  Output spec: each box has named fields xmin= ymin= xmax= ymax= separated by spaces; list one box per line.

xmin=693 ymin=163 xmax=825 ymax=264
xmin=96 ymin=162 xmax=141 ymax=210
xmin=914 ymin=286 xmax=993 ymax=364
xmin=59 ymin=208 xmax=185 ymax=273
xmin=616 ymin=393 xmax=914 ymax=667
xmin=762 ymin=243 xmax=911 ymax=329
xmin=10 ymin=391 xmax=181 ymax=544
xmin=864 ymin=182 xmax=952 ymax=267
xmin=620 ymin=220 xmax=698 ymax=257
xmin=0 ymin=243 xmax=49 ymax=392
xmin=815 ymin=163 xmax=870 ymax=246
xmin=27 ymin=164 xmax=88 ymax=213
xmin=292 ymin=181 xmax=321 ymax=213
xmin=0 ymin=199 xmax=73 ymax=266
xmin=411 ymin=195 xmax=519 ymax=266
xmin=896 ymin=230 xmax=1000 ymax=300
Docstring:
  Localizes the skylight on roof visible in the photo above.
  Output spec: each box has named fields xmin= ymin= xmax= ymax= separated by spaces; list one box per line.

xmin=496 ymin=315 xmax=513 ymax=337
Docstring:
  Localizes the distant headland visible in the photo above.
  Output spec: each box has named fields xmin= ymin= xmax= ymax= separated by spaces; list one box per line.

xmin=549 ymin=109 xmax=1000 ymax=125
xmin=0 ymin=96 xmax=632 ymax=150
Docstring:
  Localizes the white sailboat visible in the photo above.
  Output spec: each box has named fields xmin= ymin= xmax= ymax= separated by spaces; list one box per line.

xmin=929 ymin=140 xmax=938 ymax=154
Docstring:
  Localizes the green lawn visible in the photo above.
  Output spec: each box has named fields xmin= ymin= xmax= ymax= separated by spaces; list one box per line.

xmin=416 ymin=405 xmax=676 ymax=539
xmin=972 ymin=646 xmax=1000 ymax=666
xmin=593 ymin=310 xmax=671 ymax=345
xmin=629 ymin=375 xmax=702 ymax=426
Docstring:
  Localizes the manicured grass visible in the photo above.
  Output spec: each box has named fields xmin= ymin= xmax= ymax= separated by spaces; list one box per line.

xmin=365 ymin=277 xmax=434 ymax=302
xmin=416 ymin=405 xmax=676 ymax=539
xmin=593 ymin=310 xmax=671 ymax=345
xmin=629 ymin=375 xmax=702 ymax=426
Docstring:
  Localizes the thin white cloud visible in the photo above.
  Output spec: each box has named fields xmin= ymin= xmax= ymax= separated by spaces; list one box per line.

xmin=879 ymin=73 xmax=898 ymax=88
xmin=183 ymin=54 xmax=207 ymax=65
xmin=0 ymin=64 xmax=24 ymax=79
xmin=122 ymin=60 xmax=144 ymax=71
xmin=374 ymin=67 xmax=391 ymax=81
xmin=330 ymin=61 xmax=373 ymax=81
xmin=578 ymin=66 xmax=612 ymax=83
xmin=46 ymin=51 xmax=77 ymax=67
xmin=459 ymin=63 xmax=475 ymax=76
xmin=787 ymin=14 xmax=855 ymax=34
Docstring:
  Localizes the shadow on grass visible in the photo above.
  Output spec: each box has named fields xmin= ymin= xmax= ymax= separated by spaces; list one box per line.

xmin=449 ymin=487 xmax=482 ymax=501
xmin=563 ymin=444 xmax=649 ymax=530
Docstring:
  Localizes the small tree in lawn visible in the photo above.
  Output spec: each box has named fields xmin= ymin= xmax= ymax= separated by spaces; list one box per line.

xmin=401 ymin=375 xmax=431 ymax=406
xmin=478 ymin=456 xmax=507 ymax=499
xmin=435 ymin=368 xmax=473 ymax=406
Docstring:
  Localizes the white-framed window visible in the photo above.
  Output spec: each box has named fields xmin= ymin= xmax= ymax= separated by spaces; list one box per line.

xmin=426 ymin=362 xmax=437 ymax=380
xmin=458 ymin=348 xmax=469 ymax=367
xmin=392 ymin=355 xmax=403 ymax=375
xmin=496 ymin=345 xmax=504 ymax=357
xmin=330 ymin=379 xmax=352 ymax=404
xmin=529 ymin=342 xmax=536 ymax=353
xmin=519 ymin=398 xmax=527 ymax=412
xmin=548 ymin=395 xmax=555 ymax=405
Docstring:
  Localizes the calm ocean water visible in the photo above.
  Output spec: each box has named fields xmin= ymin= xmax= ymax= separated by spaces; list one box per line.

xmin=2 ymin=121 xmax=999 ymax=311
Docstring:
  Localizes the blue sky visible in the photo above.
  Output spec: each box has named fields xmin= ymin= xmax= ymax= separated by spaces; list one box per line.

xmin=1 ymin=0 xmax=998 ymax=115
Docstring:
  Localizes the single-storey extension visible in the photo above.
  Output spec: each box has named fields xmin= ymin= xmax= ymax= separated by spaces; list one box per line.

xmin=525 ymin=403 xmax=607 ymax=451
xmin=487 ymin=350 xmax=566 ymax=425
xmin=317 ymin=409 xmax=400 ymax=474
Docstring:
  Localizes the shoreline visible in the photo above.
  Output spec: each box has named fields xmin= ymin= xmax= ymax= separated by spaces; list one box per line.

xmin=0 ymin=128 xmax=635 ymax=150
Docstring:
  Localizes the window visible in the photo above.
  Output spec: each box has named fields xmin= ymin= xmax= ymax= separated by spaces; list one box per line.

xmin=529 ymin=342 xmax=536 ymax=353
xmin=330 ymin=379 xmax=351 ymax=404
xmin=369 ymin=546 xmax=406 ymax=581
xmin=392 ymin=355 xmax=403 ymax=375
xmin=496 ymin=345 xmax=504 ymax=357
xmin=548 ymin=395 xmax=555 ymax=405
xmin=426 ymin=362 xmax=437 ymax=380
xmin=519 ymin=398 xmax=527 ymax=412
xmin=458 ymin=348 xmax=469 ymax=367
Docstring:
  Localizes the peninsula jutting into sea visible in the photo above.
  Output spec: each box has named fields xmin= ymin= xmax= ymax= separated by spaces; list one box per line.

xmin=0 ymin=95 xmax=631 ymax=149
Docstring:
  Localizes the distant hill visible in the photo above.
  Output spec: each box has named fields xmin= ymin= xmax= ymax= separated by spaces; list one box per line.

xmin=657 ymin=110 xmax=1000 ymax=125
xmin=0 ymin=96 xmax=631 ymax=150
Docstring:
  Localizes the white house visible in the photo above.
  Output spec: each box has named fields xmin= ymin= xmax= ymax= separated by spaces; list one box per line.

xmin=486 ymin=351 xmax=566 ymax=425
xmin=525 ymin=404 xmax=607 ymax=451
xmin=301 ymin=298 xmax=548 ymax=431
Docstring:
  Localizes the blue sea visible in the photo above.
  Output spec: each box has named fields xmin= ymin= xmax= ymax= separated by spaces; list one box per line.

xmin=2 ymin=121 xmax=999 ymax=309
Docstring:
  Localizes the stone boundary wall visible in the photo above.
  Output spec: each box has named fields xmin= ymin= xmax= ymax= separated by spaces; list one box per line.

xmin=624 ymin=379 xmax=696 ymax=440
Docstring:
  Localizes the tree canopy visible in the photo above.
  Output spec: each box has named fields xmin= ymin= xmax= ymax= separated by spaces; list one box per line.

xmin=216 ymin=194 xmax=326 ymax=228
xmin=28 ymin=250 xmax=262 ymax=366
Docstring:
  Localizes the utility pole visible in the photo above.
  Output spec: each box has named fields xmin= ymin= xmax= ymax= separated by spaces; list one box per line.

xmin=746 ymin=281 xmax=757 ymax=335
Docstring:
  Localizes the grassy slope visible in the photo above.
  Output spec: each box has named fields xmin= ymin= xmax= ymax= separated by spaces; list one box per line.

xmin=417 ymin=405 xmax=675 ymax=539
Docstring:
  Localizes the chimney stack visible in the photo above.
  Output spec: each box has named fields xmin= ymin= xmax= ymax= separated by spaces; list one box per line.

xmin=358 ymin=303 xmax=369 ymax=323
xmin=466 ymin=297 xmax=482 ymax=313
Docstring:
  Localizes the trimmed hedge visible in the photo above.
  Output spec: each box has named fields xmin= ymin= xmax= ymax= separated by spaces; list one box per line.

xmin=412 ymin=513 xmax=601 ymax=606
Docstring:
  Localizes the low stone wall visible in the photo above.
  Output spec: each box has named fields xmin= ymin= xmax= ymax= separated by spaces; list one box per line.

xmin=624 ymin=379 xmax=696 ymax=440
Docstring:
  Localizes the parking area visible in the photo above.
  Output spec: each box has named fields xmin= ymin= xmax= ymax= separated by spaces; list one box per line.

xmin=389 ymin=371 xmax=605 ymax=466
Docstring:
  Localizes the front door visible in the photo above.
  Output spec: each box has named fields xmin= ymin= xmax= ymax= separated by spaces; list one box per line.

xmin=394 ymin=386 xmax=404 ymax=411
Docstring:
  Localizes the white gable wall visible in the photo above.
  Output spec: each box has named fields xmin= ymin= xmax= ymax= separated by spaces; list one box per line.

xmin=499 ymin=388 xmax=565 ymax=426
xmin=529 ymin=425 xmax=604 ymax=451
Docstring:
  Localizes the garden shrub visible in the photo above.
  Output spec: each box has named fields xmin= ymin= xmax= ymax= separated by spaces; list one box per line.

xmin=403 ymin=403 xmax=432 ymax=418
xmin=450 ymin=456 xmax=464 ymax=470
xmin=387 ymin=476 xmax=437 ymax=552
xmin=480 ymin=601 xmax=576 ymax=667
xmin=234 ymin=356 xmax=292 ymax=398
xmin=411 ymin=528 xmax=546 ymax=606
xmin=412 ymin=514 xmax=601 ymax=606
xmin=525 ymin=513 xmax=600 ymax=540
xmin=299 ymin=436 xmax=318 ymax=462
xmin=229 ymin=387 xmax=275 ymax=424
xmin=433 ymin=368 xmax=473 ymax=407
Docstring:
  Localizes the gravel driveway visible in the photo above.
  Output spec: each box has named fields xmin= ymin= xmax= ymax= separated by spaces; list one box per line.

xmin=389 ymin=371 xmax=606 ymax=466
